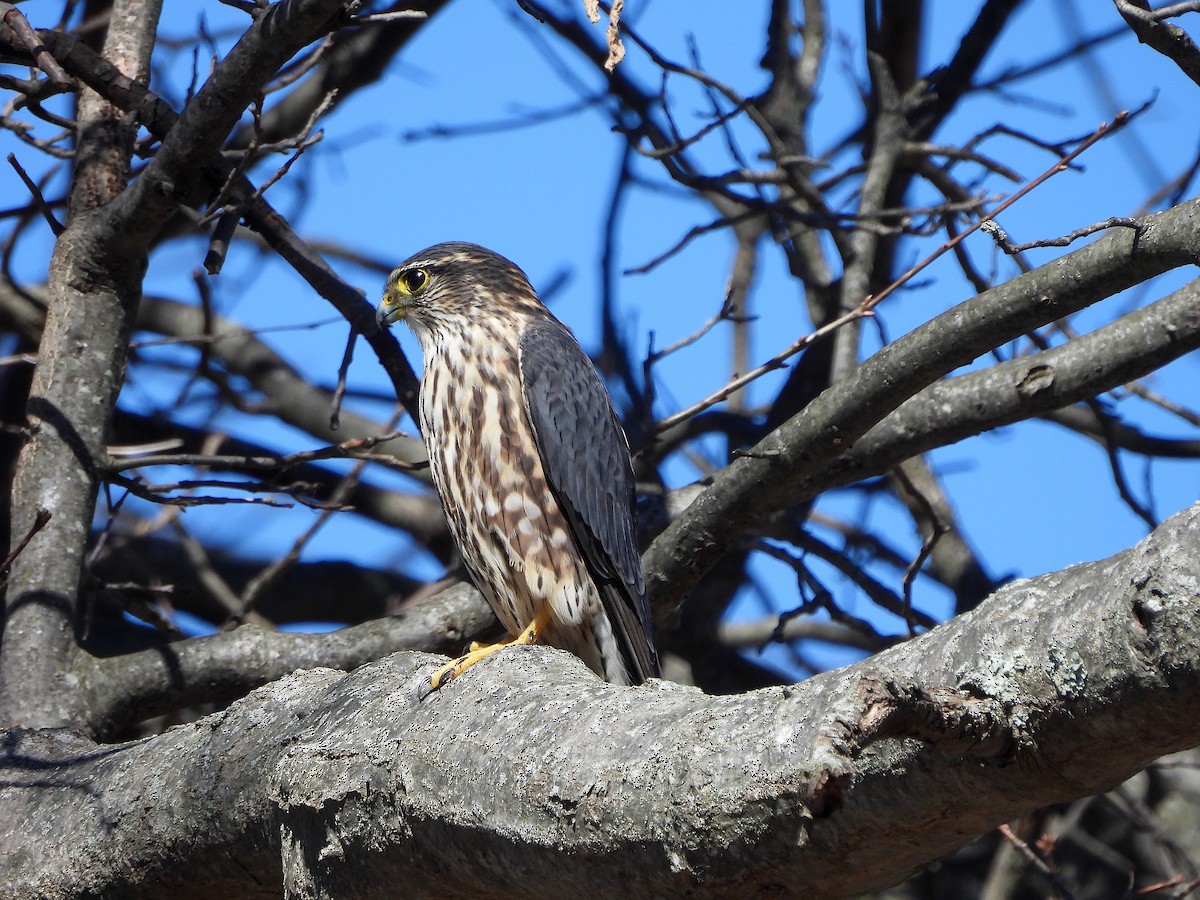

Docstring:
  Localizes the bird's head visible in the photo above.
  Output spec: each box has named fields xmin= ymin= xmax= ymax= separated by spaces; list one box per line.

xmin=377 ymin=242 xmax=544 ymax=343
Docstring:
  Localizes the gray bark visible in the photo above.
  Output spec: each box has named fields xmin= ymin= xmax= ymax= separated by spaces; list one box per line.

xmin=643 ymin=198 xmax=1200 ymax=614
xmin=0 ymin=0 xmax=163 ymax=727
xmin=0 ymin=0 xmax=376 ymax=728
xmin=4 ymin=502 xmax=1198 ymax=899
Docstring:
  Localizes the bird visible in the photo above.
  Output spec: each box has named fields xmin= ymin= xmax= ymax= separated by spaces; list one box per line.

xmin=376 ymin=242 xmax=659 ymax=694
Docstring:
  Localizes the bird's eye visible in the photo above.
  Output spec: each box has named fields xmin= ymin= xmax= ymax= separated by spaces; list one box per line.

xmin=398 ymin=268 xmax=429 ymax=294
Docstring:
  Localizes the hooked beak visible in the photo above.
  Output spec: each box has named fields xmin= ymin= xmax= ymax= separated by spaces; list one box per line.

xmin=376 ymin=288 xmax=407 ymax=329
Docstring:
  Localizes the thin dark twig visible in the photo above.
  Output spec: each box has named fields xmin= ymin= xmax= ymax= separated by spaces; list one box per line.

xmin=400 ymin=93 xmax=605 ymax=143
xmin=980 ymin=216 xmax=1142 ymax=254
xmin=170 ymin=519 xmax=273 ymax=628
xmin=239 ymin=90 xmax=336 ymax=206
xmin=752 ymin=540 xmax=891 ymax=646
xmin=6 ymin=153 xmax=64 ymax=235
xmin=1121 ymin=380 xmax=1200 ymax=428
xmin=108 ymin=429 xmax=417 ymax=473
xmin=636 ymin=97 xmax=753 ymax=160
xmin=653 ymin=113 xmax=1136 ymax=433
xmin=0 ymin=508 xmax=51 ymax=583
xmin=189 ymin=270 xmax=217 ymax=397
xmin=106 ymin=473 xmax=296 ymax=508
xmin=997 ymin=823 xmax=1075 ymax=900
xmin=625 ymin=207 xmax=763 ymax=275
xmin=646 ymin=282 xmax=741 ymax=365
xmin=862 ymin=110 xmax=1137 ymax=314
xmin=330 ymin=325 xmax=356 ymax=431
xmin=234 ymin=409 xmax=404 ymax=620
xmin=1088 ymin=396 xmax=1158 ymax=529
xmin=891 ymin=464 xmax=948 ymax=637
xmin=656 ymin=306 xmax=867 ymax=434
xmin=200 ymin=95 xmax=266 ymax=224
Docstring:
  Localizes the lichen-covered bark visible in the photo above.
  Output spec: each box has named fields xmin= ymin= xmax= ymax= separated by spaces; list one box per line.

xmin=4 ymin=503 xmax=1198 ymax=899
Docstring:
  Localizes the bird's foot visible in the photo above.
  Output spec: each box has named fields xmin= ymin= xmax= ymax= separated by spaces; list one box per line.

xmin=416 ymin=642 xmax=509 ymax=700
xmin=416 ymin=606 xmax=553 ymax=700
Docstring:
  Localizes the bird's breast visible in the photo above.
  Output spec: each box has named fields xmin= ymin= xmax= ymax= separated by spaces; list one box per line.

xmin=417 ymin=336 xmax=590 ymax=634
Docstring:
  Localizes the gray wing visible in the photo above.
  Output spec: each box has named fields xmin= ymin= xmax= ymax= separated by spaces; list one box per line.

xmin=519 ymin=316 xmax=659 ymax=682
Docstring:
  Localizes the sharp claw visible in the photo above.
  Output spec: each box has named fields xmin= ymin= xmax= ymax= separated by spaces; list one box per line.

xmin=414 ymin=674 xmax=436 ymax=702
xmin=416 ymin=659 xmax=460 ymax=701
xmin=416 ymin=669 xmax=446 ymax=701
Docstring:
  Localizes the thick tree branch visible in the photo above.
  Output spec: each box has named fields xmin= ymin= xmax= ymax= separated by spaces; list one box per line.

xmin=813 ymin=273 xmax=1200 ymax=496
xmin=107 ymin=0 xmax=359 ymax=250
xmin=643 ymin=197 xmax=1200 ymax=618
xmin=0 ymin=0 xmax=162 ymax=728
xmin=82 ymin=581 xmax=494 ymax=738
xmin=1114 ymin=0 xmax=1200 ymax=87
xmin=4 ymin=503 xmax=1199 ymax=897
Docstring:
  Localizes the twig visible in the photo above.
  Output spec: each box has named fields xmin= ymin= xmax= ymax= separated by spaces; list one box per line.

xmin=0 ymin=114 xmax=74 ymax=159
xmin=266 ymin=34 xmax=334 ymax=93
xmin=654 ymin=306 xmax=866 ymax=434
xmin=980 ymin=216 xmax=1141 ymax=255
xmin=400 ymin=93 xmax=605 ymax=143
xmin=1114 ymin=0 xmax=1200 ymax=88
xmin=107 ymin=473 xmax=296 ymax=508
xmin=997 ymin=823 xmax=1075 ymax=900
xmin=171 ymin=519 xmax=273 ymax=628
xmin=129 ymin=315 xmax=345 ymax=351
xmin=891 ymin=464 xmax=949 ymax=636
xmin=351 ymin=10 xmax=429 ymax=23
xmin=0 ymin=2 xmax=72 ymax=87
xmin=1120 ymin=380 xmax=1200 ymax=428
xmin=752 ymin=540 xmax=896 ymax=643
xmin=763 ymin=533 xmax=940 ymax=632
xmin=0 ymin=507 xmax=51 ymax=583
xmin=1134 ymin=874 xmax=1200 ymax=896
xmin=625 ymin=208 xmax=764 ymax=275
xmin=646 ymin=282 xmax=741 ymax=365
xmin=330 ymin=324 xmax=355 ymax=431
xmin=654 ymin=114 xmax=1133 ymax=434
xmin=6 ymin=153 xmax=64 ymax=235
xmin=906 ymin=140 xmax=1022 ymax=182
xmin=98 ymin=584 xmax=182 ymax=637
xmin=635 ymin=97 xmax=752 ymax=160
xmin=1089 ymin=397 xmax=1158 ymax=529
xmin=1152 ymin=1 xmax=1200 ymax=19
xmin=243 ymin=122 xmax=326 ymax=203
xmin=108 ymin=429 xmax=417 ymax=473
xmin=234 ymin=410 xmax=403 ymax=620
xmin=861 ymin=110 xmax=1135 ymax=314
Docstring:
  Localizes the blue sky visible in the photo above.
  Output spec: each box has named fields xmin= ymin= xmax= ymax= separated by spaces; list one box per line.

xmin=3 ymin=1 xmax=1198 ymax=671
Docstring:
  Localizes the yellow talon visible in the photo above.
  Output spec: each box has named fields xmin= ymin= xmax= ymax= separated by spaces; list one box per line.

xmin=418 ymin=606 xmax=553 ymax=699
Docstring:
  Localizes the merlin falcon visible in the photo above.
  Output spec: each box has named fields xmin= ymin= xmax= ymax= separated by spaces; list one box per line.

xmin=377 ymin=242 xmax=659 ymax=692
